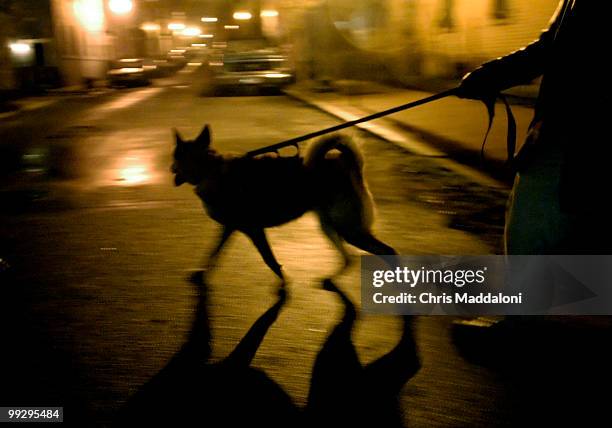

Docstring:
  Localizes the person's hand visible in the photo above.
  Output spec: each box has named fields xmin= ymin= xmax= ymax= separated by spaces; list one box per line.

xmin=456 ymin=66 xmax=499 ymax=101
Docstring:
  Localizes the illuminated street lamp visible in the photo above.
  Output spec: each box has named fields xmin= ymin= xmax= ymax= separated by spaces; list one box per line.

xmin=168 ymin=23 xmax=186 ymax=31
xmin=261 ymin=10 xmax=279 ymax=18
xmin=233 ymin=12 xmax=252 ymax=20
xmin=182 ymin=27 xmax=202 ymax=37
xmin=108 ymin=0 xmax=133 ymax=15
xmin=224 ymin=25 xmax=240 ymax=30
xmin=74 ymin=0 xmax=105 ymax=31
xmin=201 ymin=17 xmax=218 ymax=23
xmin=9 ymin=42 xmax=32 ymax=55
xmin=140 ymin=23 xmax=160 ymax=32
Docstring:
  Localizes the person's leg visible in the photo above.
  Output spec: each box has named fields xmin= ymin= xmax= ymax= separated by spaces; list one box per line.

xmin=505 ymin=147 xmax=570 ymax=255
xmin=454 ymin=146 xmax=570 ymax=343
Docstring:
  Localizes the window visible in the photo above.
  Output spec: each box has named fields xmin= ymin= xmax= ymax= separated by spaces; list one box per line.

xmin=438 ymin=0 xmax=455 ymax=30
xmin=59 ymin=25 xmax=79 ymax=56
xmin=492 ymin=0 xmax=510 ymax=20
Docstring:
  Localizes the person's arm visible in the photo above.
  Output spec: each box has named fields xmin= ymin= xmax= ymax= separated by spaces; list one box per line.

xmin=457 ymin=0 xmax=568 ymax=99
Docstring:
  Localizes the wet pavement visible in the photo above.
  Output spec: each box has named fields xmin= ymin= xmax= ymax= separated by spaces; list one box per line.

xmin=0 ymin=67 xmax=517 ymax=426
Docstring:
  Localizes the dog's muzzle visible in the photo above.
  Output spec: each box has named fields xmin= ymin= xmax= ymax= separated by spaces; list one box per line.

xmin=171 ymin=164 xmax=185 ymax=186
xmin=174 ymin=174 xmax=186 ymax=186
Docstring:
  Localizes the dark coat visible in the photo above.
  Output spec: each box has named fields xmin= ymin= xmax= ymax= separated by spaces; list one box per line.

xmin=477 ymin=0 xmax=607 ymax=213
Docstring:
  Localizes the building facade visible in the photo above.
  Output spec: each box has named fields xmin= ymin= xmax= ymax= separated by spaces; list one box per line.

xmin=51 ymin=0 xmax=149 ymax=87
xmin=277 ymin=0 xmax=560 ymax=87
xmin=1 ymin=0 xmax=57 ymax=94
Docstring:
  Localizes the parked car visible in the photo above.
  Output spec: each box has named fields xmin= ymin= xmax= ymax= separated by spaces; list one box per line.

xmin=107 ymin=59 xmax=151 ymax=87
xmin=167 ymin=49 xmax=189 ymax=69
xmin=208 ymin=49 xmax=294 ymax=95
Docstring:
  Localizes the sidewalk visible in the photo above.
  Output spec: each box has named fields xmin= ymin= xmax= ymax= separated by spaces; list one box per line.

xmin=284 ymin=81 xmax=537 ymax=188
xmin=0 ymin=85 xmax=111 ymax=120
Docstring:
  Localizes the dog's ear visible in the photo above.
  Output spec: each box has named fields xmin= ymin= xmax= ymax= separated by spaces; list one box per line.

xmin=173 ymin=128 xmax=184 ymax=145
xmin=195 ymin=125 xmax=211 ymax=148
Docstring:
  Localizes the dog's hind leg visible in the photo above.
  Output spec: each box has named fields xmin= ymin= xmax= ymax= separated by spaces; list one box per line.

xmin=320 ymin=219 xmax=351 ymax=282
xmin=334 ymin=229 xmax=401 ymax=290
xmin=341 ymin=228 xmax=399 ymax=264
xmin=342 ymin=230 xmax=397 ymax=256
xmin=341 ymin=229 xmax=400 ymax=273
xmin=244 ymin=228 xmax=285 ymax=285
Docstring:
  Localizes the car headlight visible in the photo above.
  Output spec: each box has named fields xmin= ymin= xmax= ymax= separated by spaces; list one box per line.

xmin=264 ymin=73 xmax=291 ymax=78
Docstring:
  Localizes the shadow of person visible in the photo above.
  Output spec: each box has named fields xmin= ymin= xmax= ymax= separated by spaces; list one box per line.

xmin=116 ymin=274 xmax=299 ymax=427
xmin=305 ymin=280 xmax=421 ymax=428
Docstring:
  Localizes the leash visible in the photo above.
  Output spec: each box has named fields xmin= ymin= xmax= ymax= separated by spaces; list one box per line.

xmin=481 ymin=93 xmax=517 ymax=167
xmin=247 ymin=88 xmax=457 ymax=157
xmin=246 ymin=87 xmax=517 ymax=167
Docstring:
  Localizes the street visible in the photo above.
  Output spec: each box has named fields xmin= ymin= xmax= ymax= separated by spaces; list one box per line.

xmin=2 ymin=67 xmax=512 ymax=426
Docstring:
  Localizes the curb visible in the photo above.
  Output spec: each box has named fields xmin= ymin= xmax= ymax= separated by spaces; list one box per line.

xmin=0 ymin=87 xmax=116 ymax=121
xmin=0 ymin=98 xmax=61 ymax=120
xmin=284 ymin=87 xmax=510 ymax=190
xmin=0 ymin=110 xmax=19 ymax=120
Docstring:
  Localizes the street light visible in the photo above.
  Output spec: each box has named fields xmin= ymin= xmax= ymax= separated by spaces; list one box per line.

xmin=168 ymin=23 xmax=186 ymax=31
xmin=201 ymin=17 xmax=218 ymax=23
xmin=182 ymin=27 xmax=202 ymax=37
xmin=261 ymin=10 xmax=279 ymax=18
xmin=233 ymin=12 xmax=252 ymax=20
xmin=9 ymin=43 xmax=32 ymax=55
xmin=108 ymin=0 xmax=133 ymax=15
xmin=73 ymin=0 xmax=105 ymax=31
xmin=140 ymin=23 xmax=160 ymax=32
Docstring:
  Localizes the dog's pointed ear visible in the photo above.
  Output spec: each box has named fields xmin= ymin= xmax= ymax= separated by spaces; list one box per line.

xmin=195 ymin=125 xmax=211 ymax=148
xmin=173 ymin=128 xmax=184 ymax=145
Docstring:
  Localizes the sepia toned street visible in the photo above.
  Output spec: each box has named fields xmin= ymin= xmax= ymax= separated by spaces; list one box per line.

xmin=0 ymin=64 xmax=519 ymax=426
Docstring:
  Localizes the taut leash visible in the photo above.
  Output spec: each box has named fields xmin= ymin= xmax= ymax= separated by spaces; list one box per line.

xmin=246 ymin=87 xmax=516 ymax=167
xmin=247 ymin=88 xmax=458 ymax=157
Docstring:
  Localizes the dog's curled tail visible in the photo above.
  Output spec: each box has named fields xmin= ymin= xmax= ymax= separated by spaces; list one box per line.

xmin=304 ymin=134 xmax=364 ymax=174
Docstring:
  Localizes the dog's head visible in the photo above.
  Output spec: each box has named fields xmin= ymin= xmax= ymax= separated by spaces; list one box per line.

xmin=171 ymin=125 xmax=212 ymax=186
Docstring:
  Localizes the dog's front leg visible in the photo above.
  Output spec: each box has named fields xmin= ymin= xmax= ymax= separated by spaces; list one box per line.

xmin=191 ymin=226 xmax=234 ymax=284
xmin=243 ymin=228 xmax=285 ymax=286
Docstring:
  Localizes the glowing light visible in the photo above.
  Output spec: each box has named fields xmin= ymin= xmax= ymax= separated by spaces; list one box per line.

xmin=191 ymin=43 xmax=206 ymax=47
xmin=199 ymin=34 xmax=214 ymax=38
xmin=9 ymin=43 xmax=31 ymax=55
xmin=108 ymin=0 xmax=133 ymax=15
xmin=120 ymin=166 xmax=148 ymax=184
xmin=201 ymin=17 xmax=218 ymax=23
xmin=261 ymin=10 xmax=279 ymax=17
xmin=73 ymin=0 xmax=105 ymax=32
xmin=224 ymin=25 xmax=239 ymax=30
xmin=112 ymin=151 xmax=157 ymax=186
xmin=168 ymin=23 xmax=186 ymax=31
xmin=182 ymin=27 xmax=202 ymax=37
xmin=265 ymin=73 xmax=290 ymax=78
xmin=140 ymin=23 xmax=160 ymax=32
xmin=232 ymin=12 xmax=252 ymax=20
